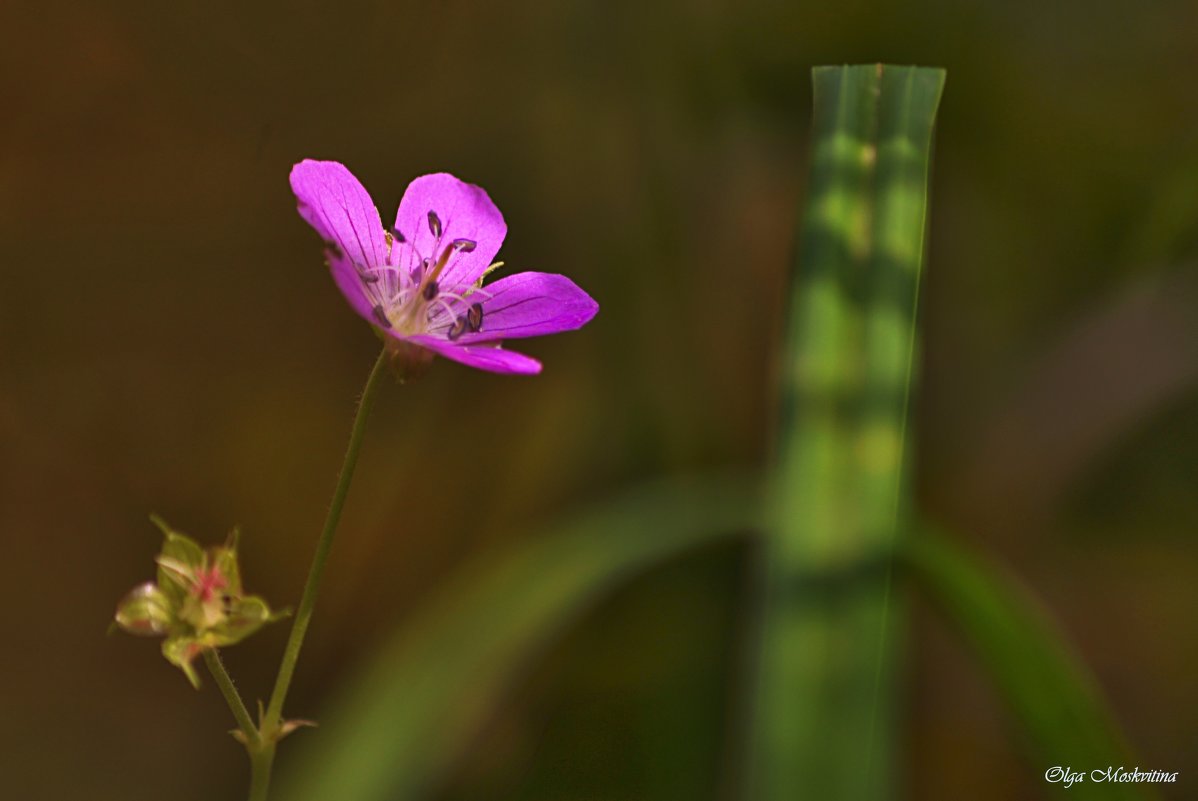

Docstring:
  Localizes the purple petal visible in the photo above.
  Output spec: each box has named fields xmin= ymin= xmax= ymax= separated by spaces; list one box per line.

xmin=438 ymin=272 xmax=596 ymax=344
xmin=451 ymin=272 xmax=599 ymax=343
xmin=407 ymin=335 xmax=542 ymax=375
xmin=291 ymin=160 xmax=389 ymax=322
xmin=392 ymin=174 xmax=506 ymax=293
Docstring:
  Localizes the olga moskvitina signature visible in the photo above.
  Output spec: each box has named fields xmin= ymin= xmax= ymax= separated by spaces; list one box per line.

xmin=1045 ymin=766 xmax=1178 ymax=788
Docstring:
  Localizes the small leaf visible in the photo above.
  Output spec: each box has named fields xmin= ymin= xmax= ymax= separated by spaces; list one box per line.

xmin=276 ymin=719 xmax=318 ymax=742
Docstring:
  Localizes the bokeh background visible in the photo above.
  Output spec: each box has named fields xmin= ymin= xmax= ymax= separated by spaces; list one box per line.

xmin=3 ymin=1 xmax=1197 ymax=799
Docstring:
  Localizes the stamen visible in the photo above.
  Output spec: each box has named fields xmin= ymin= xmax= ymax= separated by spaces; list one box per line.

xmin=422 ymin=244 xmax=455 ymax=291
xmin=389 ymin=226 xmax=406 ymax=243
xmin=452 ymin=238 xmax=476 ymax=253
xmin=422 ymin=280 xmax=439 ymax=301
xmin=462 ymin=284 xmax=495 ymax=301
xmin=428 ymin=297 xmax=460 ymax=325
xmin=428 ymin=245 xmax=450 ymax=280
xmin=371 ymin=304 xmax=392 ymax=329
xmin=412 ymin=258 xmax=429 ymax=284
xmin=447 ymin=316 xmax=468 ymax=341
xmin=463 ymin=261 xmax=504 ymax=297
xmin=354 ymin=263 xmax=380 ymax=284
xmin=467 ymin=302 xmax=483 ymax=332
xmin=324 ymin=241 xmax=344 ymax=260
xmin=427 ymin=210 xmax=442 ymax=239
xmin=429 ymin=289 xmax=471 ymax=310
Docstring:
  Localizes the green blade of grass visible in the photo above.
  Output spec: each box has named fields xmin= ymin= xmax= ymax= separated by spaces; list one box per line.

xmin=275 ymin=475 xmax=761 ymax=801
xmin=750 ymin=64 xmax=945 ymax=800
xmin=905 ymin=530 xmax=1156 ymax=801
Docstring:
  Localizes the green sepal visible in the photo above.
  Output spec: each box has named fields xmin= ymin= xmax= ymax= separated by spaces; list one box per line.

xmin=117 ymin=518 xmax=281 ymax=685
xmin=114 ymin=582 xmax=175 ymax=636
xmin=209 ymin=595 xmax=288 ymax=646
xmin=162 ymin=636 xmax=203 ymax=689
xmin=151 ymin=517 xmax=205 ymax=604
xmin=211 ymin=532 xmax=243 ymax=597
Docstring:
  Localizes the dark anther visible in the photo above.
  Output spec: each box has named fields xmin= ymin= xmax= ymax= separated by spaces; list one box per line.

xmin=422 ymin=280 xmax=439 ymax=301
xmin=371 ymin=304 xmax=392 ymax=329
xmin=389 ymin=226 xmax=406 ymax=243
xmin=427 ymin=210 xmax=442 ymax=238
xmin=324 ymin=241 xmax=344 ymax=259
xmin=354 ymin=263 xmax=380 ymax=283
xmin=447 ymin=316 xmax=468 ymax=341
xmin=452 ymin=238 xmax=476 ymax=253
xmin=467 ymin=302 xmax=483 ymax=332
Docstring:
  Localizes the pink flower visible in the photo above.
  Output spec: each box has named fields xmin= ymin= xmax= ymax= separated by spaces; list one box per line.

xmin=290 ymin=160 xmax=598 ymax=375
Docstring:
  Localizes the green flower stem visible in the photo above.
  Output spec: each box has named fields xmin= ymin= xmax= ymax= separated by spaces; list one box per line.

xmin=249 ymin=747 xmax=276 ymax=801
xmin=203 ymin=649 xmax=259 ymax=746
xmin=253 ymin=347 xmax=390 ymax=799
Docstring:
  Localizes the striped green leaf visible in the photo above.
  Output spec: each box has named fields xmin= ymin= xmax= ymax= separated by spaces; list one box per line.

xmin=750 ymin=64 xmax=945 ymax=800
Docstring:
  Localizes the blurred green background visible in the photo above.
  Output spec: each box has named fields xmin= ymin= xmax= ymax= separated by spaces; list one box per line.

xmin=2 ymin=1 xmax=1196 ymax=799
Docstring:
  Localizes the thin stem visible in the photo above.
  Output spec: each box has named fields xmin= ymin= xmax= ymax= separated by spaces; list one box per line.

xmin=249 ymin=745 xmax=276 ymax=801
xmin=203 ymin=649 xmax=259 ymax=746
xmin=262 ymin=347 xmax=389 ymax=736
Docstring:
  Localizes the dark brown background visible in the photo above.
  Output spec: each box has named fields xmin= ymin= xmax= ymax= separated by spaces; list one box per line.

xmin=2 ymin=1 xmax=1196 ymax=798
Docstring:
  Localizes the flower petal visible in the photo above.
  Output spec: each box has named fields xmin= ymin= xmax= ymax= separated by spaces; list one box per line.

xmin=391 ymin=173 xmax=506 ymax=292
xmin=291 ymin=160 xmax=389 ymax=322
xmin=448 ymin=272 xmax=598 ymax=343
xmin=406 ymin=335 xmax=542 ymax=375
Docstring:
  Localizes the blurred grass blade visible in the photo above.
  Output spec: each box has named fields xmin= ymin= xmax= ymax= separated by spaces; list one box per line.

xmin=906 ymin=530 xmax=1155 ymax=801
xmin=276 ymin=476 xmax=761 ymax=801
xmin=751 ymin=64 xmax=945 ymax=800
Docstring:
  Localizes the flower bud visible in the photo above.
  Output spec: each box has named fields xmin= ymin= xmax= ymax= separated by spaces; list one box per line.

xmin=112 ymin=517 xmax=286 ymax=687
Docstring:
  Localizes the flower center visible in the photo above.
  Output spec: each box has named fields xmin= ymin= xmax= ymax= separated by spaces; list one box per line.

xmin=178 ymin=564 xmax=230 ymax=630
xmin=354 ymin=209 xmax=490 ymax=340
xmin=193 ymin=565 xmax=228 ymax=603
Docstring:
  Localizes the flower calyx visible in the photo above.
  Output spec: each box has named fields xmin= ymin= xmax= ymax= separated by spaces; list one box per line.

xmin=113 ymin=516 xmax=288 ymax=688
